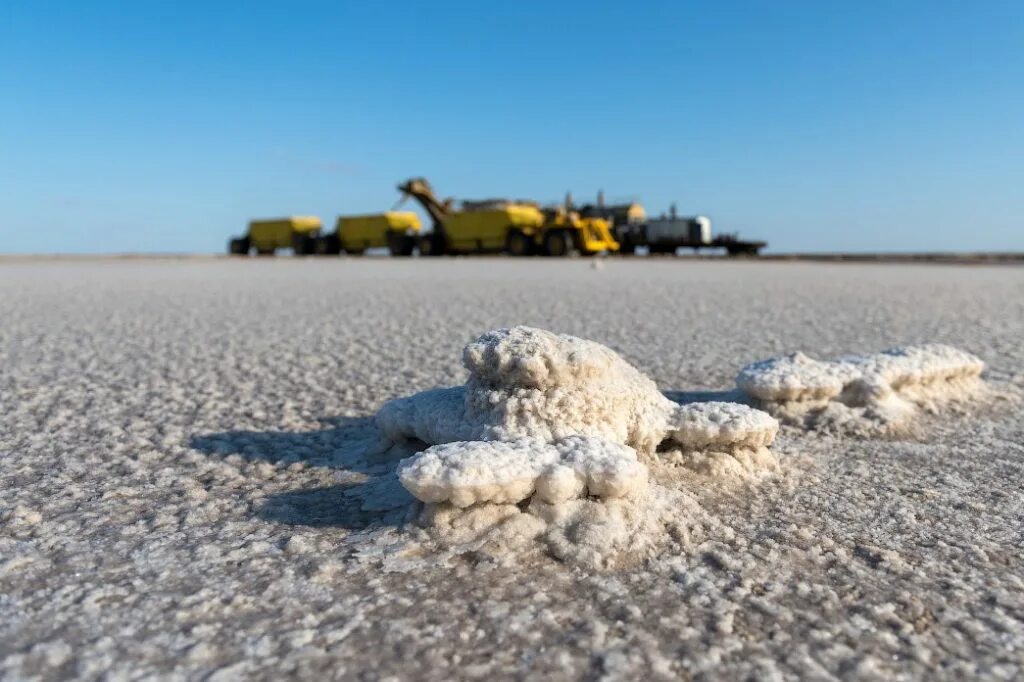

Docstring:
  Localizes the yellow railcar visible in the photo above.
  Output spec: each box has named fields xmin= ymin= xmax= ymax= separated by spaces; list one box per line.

xmin=443 ymin=205 xmax=545 ymax=253
xmin=318 ymin=211 xmax=422 ymax=255
xmin=229 ymin=216 xmax=322 ymax=256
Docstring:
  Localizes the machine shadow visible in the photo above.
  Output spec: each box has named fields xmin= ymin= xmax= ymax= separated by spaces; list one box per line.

xmin=189 ymin=416 xmax=415 ymax=530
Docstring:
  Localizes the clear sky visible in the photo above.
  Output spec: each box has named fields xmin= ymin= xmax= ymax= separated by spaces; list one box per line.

xmin=2 ymin=1 xmax=1022 ymax=253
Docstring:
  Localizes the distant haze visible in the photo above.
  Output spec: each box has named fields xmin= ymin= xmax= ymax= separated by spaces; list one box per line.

xmin=1 ymin=1 xmax=1022 ymax=254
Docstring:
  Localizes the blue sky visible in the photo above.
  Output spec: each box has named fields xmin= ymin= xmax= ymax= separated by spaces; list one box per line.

xmin=2 ymin=1 xmax=1022 ymax=253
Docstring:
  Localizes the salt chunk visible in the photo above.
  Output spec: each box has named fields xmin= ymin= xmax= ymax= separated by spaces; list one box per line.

xmin=397 ymin=439 xmax=556 ymax=507
xmin=735 ymin=343 xmax=986 ymax=433
xmin=668 ymin=402 xmax=779 ymax=450
xmin=736 ymin=352 xmax=859 ymax=402
xmin=397 ymin=437 xmax=646 ymax=508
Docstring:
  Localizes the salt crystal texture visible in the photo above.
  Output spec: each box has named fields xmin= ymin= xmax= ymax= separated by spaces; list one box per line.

xmin=736 ymin=343 xmax=985 ymax=433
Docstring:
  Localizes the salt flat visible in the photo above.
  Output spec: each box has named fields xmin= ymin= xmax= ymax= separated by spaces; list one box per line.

xmin=2 ymin=258 xmax=1023 ymax=680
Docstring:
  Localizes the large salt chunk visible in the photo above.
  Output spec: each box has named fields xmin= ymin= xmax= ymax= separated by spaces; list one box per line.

xmin=383 ymin=326 xmax=783 ymax=513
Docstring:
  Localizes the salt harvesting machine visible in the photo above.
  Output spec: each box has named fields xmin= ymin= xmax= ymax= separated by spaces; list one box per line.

xmin=227 ymin=178 xmax=765 ymax=257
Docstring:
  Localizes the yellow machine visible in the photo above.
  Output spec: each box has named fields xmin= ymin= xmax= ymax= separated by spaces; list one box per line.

xmin=580 ymin=194 xmax=767 ymax=255
xmin=229 ymin=216 xmax=322 ymax=256
xmin=579 ymin=194 xmax=647 ymax=253
xmin=318 ymin=211 xmax=422 ymax=256
xmin=396 ymin=178 xmax=618 ymax=256
xmin=539 ymin=205 xmax=620 ymax=257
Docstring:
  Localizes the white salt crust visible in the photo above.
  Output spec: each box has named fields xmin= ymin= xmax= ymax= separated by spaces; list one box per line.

xmin=8 ymin=260 xmax=1023 ymax=680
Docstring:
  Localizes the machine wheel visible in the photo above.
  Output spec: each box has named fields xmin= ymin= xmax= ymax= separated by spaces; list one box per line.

xmin=387 ymin=231 xmax=415 ymax=257
xmin=726 ymin=244 xmax=761 ymax=256
xmin=293 ymin=234 xmax=316 ymax=256
xmin=317 ymin=234 xmax=341 ymax=255
xmin=419 ymin=233 xmax=446 ymax=256
xmin=505 ymin=229 xmax=532 ymax=256
xmin=228 ymin=237 xmax=250 ymax=255
xmin=543 ymin=230 xmax=575 ymax=257
xmin=256 ymin=248 xmax=275 ymax=256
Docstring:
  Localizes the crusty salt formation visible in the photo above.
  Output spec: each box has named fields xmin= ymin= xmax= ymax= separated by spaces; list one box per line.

xmin=376 ymin=327 xmax=780 ymax=530
xmin=736 ymin=343 xmax=985 ymax=433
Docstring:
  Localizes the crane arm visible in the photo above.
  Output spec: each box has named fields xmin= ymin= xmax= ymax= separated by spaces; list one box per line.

xmin=396 ymin=178 xmax=452 ymax=233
